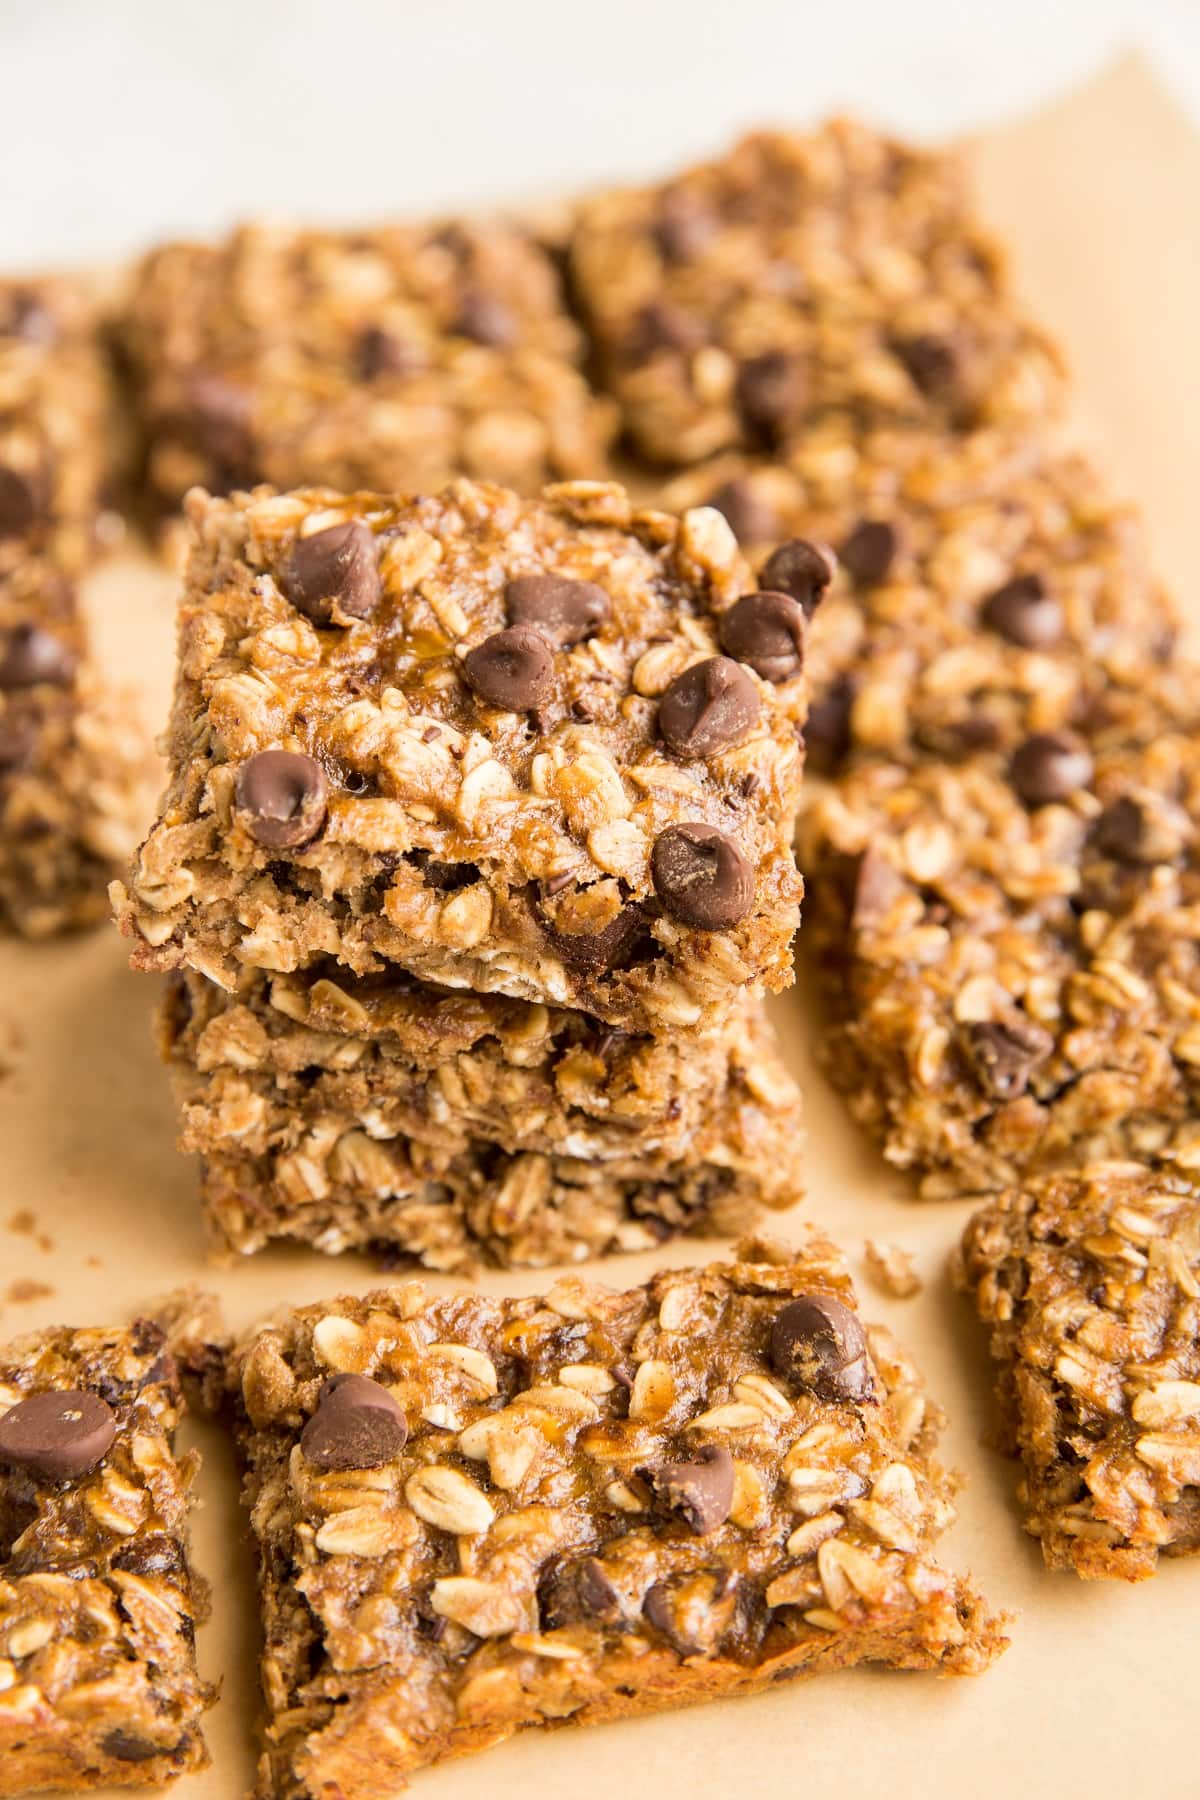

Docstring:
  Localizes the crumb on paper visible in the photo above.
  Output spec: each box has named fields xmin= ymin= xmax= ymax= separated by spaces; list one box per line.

xmin=6 ymin=1210 xmax=35 ymax=1235
xmin=5 ymin=1279 xmax=55 ymax=1305
xmin=864 ymin=1238 xmax=922 ymax=1300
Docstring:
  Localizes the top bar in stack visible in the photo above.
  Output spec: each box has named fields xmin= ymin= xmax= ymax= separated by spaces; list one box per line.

xmin=118 ymin=219 xmax=616 ymax=516
xmin=570 ymin=119 xmax=1063 ymax=467
xmin=113 ymin=479 xmax=806 ymax=1034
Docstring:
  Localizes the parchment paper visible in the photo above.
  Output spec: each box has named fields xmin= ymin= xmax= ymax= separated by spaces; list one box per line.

xmin=2 ymin=53 xmax=1197 ymax=1799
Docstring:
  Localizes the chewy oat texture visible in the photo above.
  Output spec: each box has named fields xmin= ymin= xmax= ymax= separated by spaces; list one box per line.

xmin=0 ymin=1317 xmax=211 ymax=1792
xmin=961 ymin=1162 xmax=1200 ymax=1580
xmin=119 ymin=219 xmax=616 ymax=517
xmin=114 ymin=478 xmax=805 ymax=1033
xmin=230 ymin=1235 xmax=1004 ymax=1797
xmin=157 ymin=966 xmax=806 ymax=1268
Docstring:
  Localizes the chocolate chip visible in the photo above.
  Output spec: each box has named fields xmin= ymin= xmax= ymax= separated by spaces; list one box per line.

xmin=102 ymin=1732 xmax=164 ymax=1765
xmin=0 ymin=291 xmax=58 ymax=345
xmin=1092 ymin=797 xmax=1156 ymax=863
xmin=235 ymin=750 xmax=328 ymax=849
xmin=1010 ymin=731 xmax=1093 ymax=806
xmin=505 ymin=573 xmax=611 ymax=648
xmin=188 ymin=372 xmax=253 ymax=470
xmin=0 ymin=468 xmax=39 ymax=539
xmin=463 ymin=626 xmax=554 ymax=710
xmin=111 ymin=1533 xmax=185 ymax=1578
xmin=283 ymin=521 xmax=381 ymax=626
xmin=759 ymin=538 xmax=836 ymax=617
xmin=0 ymin=716 xmax=36 ymax=771
xmin=0 ymin=1389 xmax=117 ymax=1479
xmin=850 ymin=846 xmax=904 ymax=930
xmin=357 ymin=325 xmax=423 ymax=379
xmin=454 ymin=289 xmax=517 ymax=348
xmin=961 ymin=1017 xmax=1054 ymax=1101
xmin=658 ymin=656 xmax=760 ymax=758
xmin=839 ymin=519 xmax=898 ymax=586
xmin=894 ymin=332 xmax=961 ymax=401
xmin=706 ymin=478 xmax=778 ymax=546
xmin=770 ymin=1296 xmax=873 ymax=1403
xmin=539 ymin=1555 xmax=625 ymax=1629
xmin=0 ymin=623 xmax=76 ymax=689
xmin=651 ymin=823 xmax=754 ymax=931
xmin=735 ymin=351 xmax=805 ymax=443
xmin=804 ymin=675 xmax=855 ymax=773
xmin=639 ymin=1444 xmax=735 ymax=1535
xmin=655 ymin=191 xmax=717 ymax=262
xmin=719 ymin=592 xmax=806 ymax=683
xmin=981 ymin=573 xmax=1062 ymax=649
xmin=630 ymin=301 xmax=706 ymax=357
xmin=300 ymin=1372 xmax=408 ymax=1471
xmin=540 ymin=899 xmax=645 ymax=971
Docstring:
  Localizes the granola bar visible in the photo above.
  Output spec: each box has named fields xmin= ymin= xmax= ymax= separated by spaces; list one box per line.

xmin=0 ymin=1315 xmax=212 ymax=1790
xmin=156 ymin=967 xmax=805 ymax=1266
xmin=229 ymin=1234 xmax=1005 ymax=1796
xmin=570 ymin=120 xmax=1062 ymax=468
xmin=797 ymin=713 xmax=1200 ymax=1197
xmin=119 ymin=219 xmax=615 ymax=516
xmin=0 ymin=560 xmax=151 ymax=937
xmin=0 ymin=279 xmax=116 ymax=578
xmin=960 ymin=1161 xmax=1200 ymax=1580
xmin=113 ymin=479 xmax=806 ymax=1033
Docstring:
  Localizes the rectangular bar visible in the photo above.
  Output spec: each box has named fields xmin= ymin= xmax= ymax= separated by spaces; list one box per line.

xmin=0 ymin=1315 xmax=211 ymax=1789
xmin=113 ymin=479 xmax=806 ymax=1033
xmin=229 ymin=1234 xmax=1005 ymax=1797
xmin=119 ymin=218 xmax=616 ymax=516
xmin=157 ymin=967 xmax=806 ymax=1267
xmin=960 ymin=1160 xmax=1200 ymax=1581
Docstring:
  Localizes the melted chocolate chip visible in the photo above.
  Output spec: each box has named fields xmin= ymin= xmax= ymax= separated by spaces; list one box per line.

xmin=981 ymin=573 xmax=1062 ymax=649
xmin=839 ymin=519 xmax=898 ymax=587
xmin=719 ymin=592 xmax=806 ymax=683
xmin=651 ymin=823 xmax=754 ymax=931
xmin=454 ymin=289 xmax=517 ymax=348
xmin=706 ymin=478 xmax=778 ymax=546
xmin=0 ymin=467 xmax=39 ymax=539
xmin=1091 ymin=797 xmax=1151 ymax=863
xmin=735 ymin=351 xmax=805 ymax=443
xmin=463 ymin=626 xmax=555 ymax=710
xmin=102 ymin=1731 xmax=166 ymax=1765
xmin=300 ymin=1372 xmax=408 ymax=1471
xmin=0 ymin=1389 xmax=117 ymax=1479
xmin=759 ymin=538 xmax=836 ymax=617
xmin=283 ymin=520 xmax=381 ymax=626
xmin=0 ymin=623 xmax=76 ymax=689
xmin=505 ymin=573 xmax=610 ymax=648
xmin=770 ymin=1296 xmax=873 ymax=1403
xmin=357 ymin=325 xmax=423 ymax=380
xmin=1010 ymin=731 xmax=1093 ymax=807
xmin=658 ymin=656 xmax=760 ymax=757
xmin=640 ymin=1444 xmax=735 ymax=1534
xmin=539 ymin=1555 xmax=625 ymax=1629
xmin=540 ymin=898 xmax=646 ymax=971
xmin=235 ymin=750 xmax=328 ymax=849
xmin=961 ymin=1018 xmax=1054 ymax=1101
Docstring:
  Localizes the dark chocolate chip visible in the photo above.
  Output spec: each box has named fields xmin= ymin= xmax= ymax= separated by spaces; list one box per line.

xmin=187 ymin=372 xmax=253 ymax=469
xmin=804 ymin=675 xmax=855 ymax=773
xmin=719 ymin=592 xmax=807 ymax=683
xmin=655 ymin=191 xmax=717 ymax=263
xmin=769 ymin=1296 xmax=873 ymax=1403
xmin=235 ymin=750 xmax=328 ymax=849
xmin=102 ymin=1731 xmax=164 ymax=1765
xmin=839 ymin=519 xmax=898 ymax=587
xmin=539 ymin=1555 xmax=625 ymax=1629
xmin=463 ymin=626 xmax=555 ymax=710
xmin=639 ymin=1444 xmax=735 ymax=1534
xmin=300 ymin=1372 xmax=408 ymax=1471
xmin=111 ymin=1533 xmax=185 ymax=1578
xmin=1091 ymin=797 xmax=1151 ymax=863
xmin=759 ymin=538 xmax=836 ymax=618
xmin=540 ymin=899 xmax=646 ymax=971
xmin=651 ymin=823 xmax=754 ymax=931
xmin=0 ymin=1389 xmax=117 ymax=1479
xmin=630 ymin=301 xmax=706 ymax=357
xmin=658 ymin=656 xmax=760 ymax=757
xmin=735 ymin=351 xmax=805 ymax=442
xmin=850 ymin=846 xmax=904 ymax=930
xmin=706 ymin=478 xmax=778 ymax=546
xmin=0 ymin=623 xmax=76 ymax=689
xmin=0 ymin=468 xmax=39 ymax=539
xmin=454 ymin=289 xmax=517 ymax=348
xmin=894 ymin=332 xmax=961 ymax=400
xmin=505 ymin=573 xmax=611 ymax=648
xmin=1010 ymin=731 xmax=1093 ymax=806
xmin=961 ymin=1017 xmax=1054 ymax=1101
xmin=357 ymin=325 xmax=423 ymax=379
xmin=283 ymin=520 xmax=381 ymax=625
xmin=981 ymin=573 xmax=1062 ymax=649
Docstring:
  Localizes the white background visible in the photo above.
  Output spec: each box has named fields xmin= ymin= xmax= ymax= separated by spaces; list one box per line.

xmin=2 ymin=0 xmax=1200 ymax=266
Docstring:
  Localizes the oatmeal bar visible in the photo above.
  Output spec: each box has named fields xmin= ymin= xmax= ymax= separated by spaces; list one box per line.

xmin=960 ymin=1161 xmax=1200 ymax=1580
xmin=113 ymin=480 xmax=806 ymax=1032
xmin=798 ymin=713 xmax=1200 ymax=1197
xmin=0 ymin=562 xmax=151 ymax=937
xmin=119 ymin=219 xmax=615 ymax=516
xmin=570 ymin=120 xmax=1062 ymax=467
xmin=660 ymin=420 xmax=1178 ymax=771
xmin=0 ymin=279 xmax=116 ymax=578
xmin=156 ymin=967 xmax=805 ymax=1266
xmin=0 ymin=1315 xmax=212 ymax=1790
xmin=229 ymin=1234 xmax=1005 ymax=1796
